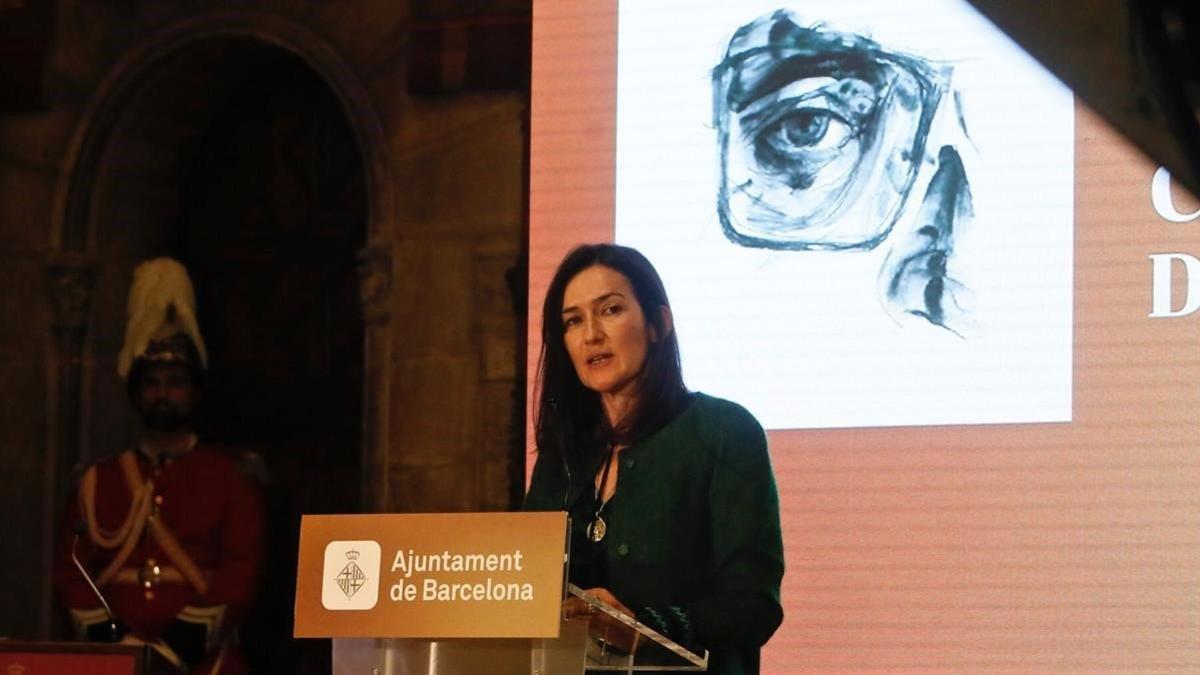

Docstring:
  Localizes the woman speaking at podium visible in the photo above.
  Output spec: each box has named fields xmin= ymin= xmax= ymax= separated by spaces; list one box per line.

xmin=525 ymin=244 xmax=784 ymax=675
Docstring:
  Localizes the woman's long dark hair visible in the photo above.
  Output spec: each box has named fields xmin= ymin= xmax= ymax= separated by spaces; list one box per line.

xmin=535 ymin=244 xmax=689 ymax=466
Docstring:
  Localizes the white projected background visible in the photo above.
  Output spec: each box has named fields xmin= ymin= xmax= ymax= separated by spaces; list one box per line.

xmin=614 ymin=0 xmax=1074 ymax=430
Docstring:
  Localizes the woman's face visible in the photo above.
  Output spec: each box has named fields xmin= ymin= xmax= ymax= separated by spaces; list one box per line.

xmin=561 ymin=265 xmax=656 ymax=401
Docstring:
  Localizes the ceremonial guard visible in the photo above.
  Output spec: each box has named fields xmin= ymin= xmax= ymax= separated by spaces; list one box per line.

xmin=54 ymin=258 xmax=264 ymax=675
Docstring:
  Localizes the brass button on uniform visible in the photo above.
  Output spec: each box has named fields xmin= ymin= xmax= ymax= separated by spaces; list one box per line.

xmin=623 ymin=458 xmax=635 ymax=469
xmin=154 ymin=494 xmax=164 ymax=506
xmin=139 ymin=558 xmax=162 ymax=588
xmin=616 ymin=543 xmax=629 ymax=556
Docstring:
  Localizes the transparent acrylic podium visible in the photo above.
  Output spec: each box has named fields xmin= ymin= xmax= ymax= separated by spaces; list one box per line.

xmin=330 ymin=584 xmax=708 ymax=674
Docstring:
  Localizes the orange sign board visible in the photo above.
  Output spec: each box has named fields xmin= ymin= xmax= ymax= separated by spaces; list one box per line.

xmin=293 ymin=512 xmax=568 ymax=638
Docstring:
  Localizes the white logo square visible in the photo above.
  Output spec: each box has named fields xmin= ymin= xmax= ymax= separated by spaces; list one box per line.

xmin=321 ymin=540 xmax=381 ymax=610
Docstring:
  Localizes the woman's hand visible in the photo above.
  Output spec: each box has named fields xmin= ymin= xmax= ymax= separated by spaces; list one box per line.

xmin=562 ymin=587 xmax=641 ymax=653
xmin=563 ymin=587 xmax=631 ymax=618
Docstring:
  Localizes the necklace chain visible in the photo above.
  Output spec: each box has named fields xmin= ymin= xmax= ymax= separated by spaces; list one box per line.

xmin=587 ymin=443 xmax=617 ymax=542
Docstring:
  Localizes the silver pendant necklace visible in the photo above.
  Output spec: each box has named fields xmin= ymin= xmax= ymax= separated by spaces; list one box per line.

xmin=586 ymin=514 xmax=607 ymax=543
xmin=587 ymin=444 xmax=617 ymax=543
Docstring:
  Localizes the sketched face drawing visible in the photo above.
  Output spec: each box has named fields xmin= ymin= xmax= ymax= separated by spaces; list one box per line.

xmin=714 ymin=10 xmax=975 ymax=334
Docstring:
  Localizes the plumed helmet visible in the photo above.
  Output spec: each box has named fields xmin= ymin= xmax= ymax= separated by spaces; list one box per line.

xmin=117 ymin=258 xmax=208 ymax=396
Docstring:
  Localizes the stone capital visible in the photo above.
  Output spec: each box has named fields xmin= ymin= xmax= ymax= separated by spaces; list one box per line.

xmin=46 ymin=254 xmax=97 ymax=332
xmin=357 ymin=243 xmax=393 ymax=323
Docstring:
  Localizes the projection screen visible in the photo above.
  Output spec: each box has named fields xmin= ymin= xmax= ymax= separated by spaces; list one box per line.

xmin=529 ymin=0 xmax=1200 ymax=670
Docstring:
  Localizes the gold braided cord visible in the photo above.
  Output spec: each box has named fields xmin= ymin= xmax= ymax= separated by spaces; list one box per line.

xmin=79 ymin=456 xmax=153 ymax=550
xmin=148 ymin=516 xmax=210 ymax=596
xmin=95 ymin=492 xmax=152 ymax=588
xmin=91 ymin=451 xmax=156 ymax=585
xmin=119 ymin=450 xmax=145 ymax=493
xmin=120 ymin=449 xmax=210 ymax=596
xmin=80 ymin=449 xmax=210 ymax=596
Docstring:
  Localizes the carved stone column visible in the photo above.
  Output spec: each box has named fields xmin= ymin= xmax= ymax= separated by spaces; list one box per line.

xmin=357 ymin=243 xmax=393 ymax=513
xmin=42 ymin=254 xmax=96 ymax=637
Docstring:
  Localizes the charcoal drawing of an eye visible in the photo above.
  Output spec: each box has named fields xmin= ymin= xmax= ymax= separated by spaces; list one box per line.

xmin=713 ymin=9 xmax=975 ymax=335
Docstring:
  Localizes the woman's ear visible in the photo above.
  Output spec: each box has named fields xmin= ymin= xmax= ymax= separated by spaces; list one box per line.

xmin=649 ymin=305 xmax=674 ymax=343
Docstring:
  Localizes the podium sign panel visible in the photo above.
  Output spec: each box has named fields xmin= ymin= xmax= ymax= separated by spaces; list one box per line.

xmin=294 ymin=512 xmax=568 ymax=638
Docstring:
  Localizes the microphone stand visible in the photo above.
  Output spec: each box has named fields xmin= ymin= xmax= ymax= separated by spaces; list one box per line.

xmin=70 ymin=532 xmax=123 ymax=641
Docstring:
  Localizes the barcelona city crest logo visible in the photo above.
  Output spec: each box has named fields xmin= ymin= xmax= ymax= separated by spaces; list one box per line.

xmin=335 ymin=549 xmax=367 ymax=599
xmin=322 ymin=540 xmax=381 ymax=610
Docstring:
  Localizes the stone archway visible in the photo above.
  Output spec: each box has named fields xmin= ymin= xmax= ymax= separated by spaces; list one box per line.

xmin=51 ymin=9 xmax=395 ymax=506
xmin=46 ymin=13 xmax=394 ymax=670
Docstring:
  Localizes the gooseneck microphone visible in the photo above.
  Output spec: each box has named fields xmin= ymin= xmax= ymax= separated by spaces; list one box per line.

xmin=71 ymin=521 xmax=123 ymax=641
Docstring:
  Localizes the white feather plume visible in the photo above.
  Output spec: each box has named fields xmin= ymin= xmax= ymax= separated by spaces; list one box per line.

xmin=116 ymin=258 xmax=208 ymax=378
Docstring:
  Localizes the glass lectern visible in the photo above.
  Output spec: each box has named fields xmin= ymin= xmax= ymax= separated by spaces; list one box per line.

xmin=330 ymin=584 xmax=708 ymax=675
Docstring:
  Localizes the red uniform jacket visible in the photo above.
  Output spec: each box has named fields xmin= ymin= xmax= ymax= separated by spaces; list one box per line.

xmin=54 ymin=443 xmax=264 ymax=675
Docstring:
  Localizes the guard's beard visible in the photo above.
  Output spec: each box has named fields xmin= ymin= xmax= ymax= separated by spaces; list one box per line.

xmin=140 ymin=404 xmax=191 ymax=432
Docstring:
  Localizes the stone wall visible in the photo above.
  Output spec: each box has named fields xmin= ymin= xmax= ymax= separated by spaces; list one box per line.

xmin=0 ymin=0 xmax=529 ymax=641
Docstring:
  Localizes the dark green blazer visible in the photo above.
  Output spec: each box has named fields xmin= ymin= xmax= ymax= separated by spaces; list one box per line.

xmin=525 ymin=393 xmax=784 ymax=675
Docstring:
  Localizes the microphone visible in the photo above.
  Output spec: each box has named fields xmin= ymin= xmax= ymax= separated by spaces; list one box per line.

xmin=71 ymin=521 xmax=124 ymax=642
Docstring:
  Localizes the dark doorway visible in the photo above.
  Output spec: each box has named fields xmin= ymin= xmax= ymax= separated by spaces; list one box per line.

xmin=174 ymin=45 xmax=365 ymax=675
